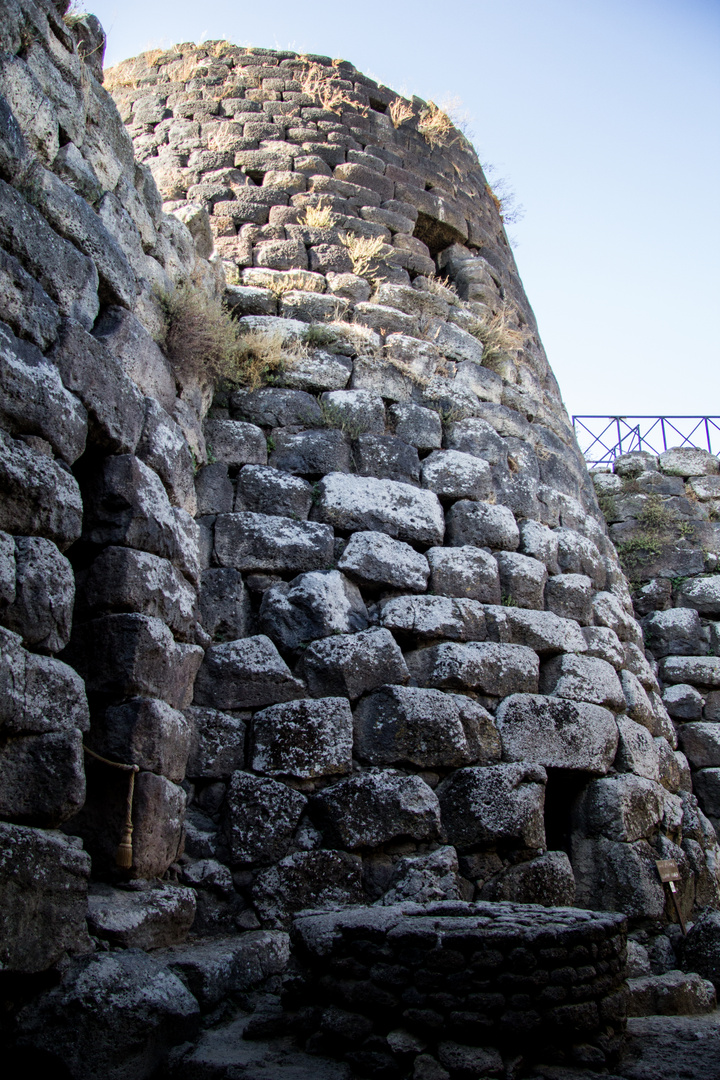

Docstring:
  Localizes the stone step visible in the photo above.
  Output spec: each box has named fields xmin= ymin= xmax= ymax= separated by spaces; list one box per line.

xmin=627 ymin=970 xmax=717 ymax=1017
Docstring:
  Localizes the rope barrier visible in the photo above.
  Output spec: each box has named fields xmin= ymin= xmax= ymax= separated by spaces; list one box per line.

xmin=83 ymin=746 xmax=140 ymax=870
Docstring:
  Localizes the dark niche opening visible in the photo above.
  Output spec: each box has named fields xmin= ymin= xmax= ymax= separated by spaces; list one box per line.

xmin=543 ymin=768 xmax=591 ymax=855
xmin=368 ymin=98 xmax=387 ymax=114
xmin=413 ymin=211 xmax=466 ymax=259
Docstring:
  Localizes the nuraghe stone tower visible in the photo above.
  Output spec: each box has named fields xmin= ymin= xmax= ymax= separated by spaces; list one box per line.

xmin=1 ymin=5 xmax=719 ymax=1077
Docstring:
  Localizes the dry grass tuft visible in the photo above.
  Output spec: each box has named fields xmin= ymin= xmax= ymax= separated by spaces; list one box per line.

xmin=300 ymin=63 xmax=350 ymax=114
xmin=389 ymin=98 xmax=414 ymax=128
xmin=62 ymin=0 xmax=87 ymax=26
xmin=340 ymin=233 xmax=387 ymax=278
xmin=157 ymin=282 xmax=301 ymax=390
xmin=298 ymin=200 xmax=335 ymax=228
xmin=418 ymin=101 xmax=455 ymax=147
xmin=468 ymin=305 xmax=525 ymax=368
xmin=422 ymin=275 xmax=460 ymax=303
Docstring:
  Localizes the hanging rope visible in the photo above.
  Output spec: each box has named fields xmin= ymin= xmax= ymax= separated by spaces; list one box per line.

xmin=83 ymin=746 xmax=140 ymax=870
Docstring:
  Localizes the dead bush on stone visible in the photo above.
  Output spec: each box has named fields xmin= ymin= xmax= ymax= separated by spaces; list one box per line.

xmin=300 ymin=63 xmax=353 ymax=115
xmin=340 ymin=233 xmax=387 ymax=278
xmin=418 ymin=101 xmax=455 ymax=147
xmin=298 ymin=201 xmax=335 ymax=228
xmin=468 ymin=305 xmax=525 ymax=369
xmin=389 ymin=98 xmax=414 ymax=129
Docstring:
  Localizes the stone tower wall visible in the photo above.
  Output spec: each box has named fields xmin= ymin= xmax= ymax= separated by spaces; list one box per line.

xmin=0 ymin=4 xmax=718 ymax=987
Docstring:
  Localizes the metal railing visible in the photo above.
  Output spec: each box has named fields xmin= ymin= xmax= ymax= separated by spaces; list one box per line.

xmin=572 ymin=416 xmax=720 ymax=469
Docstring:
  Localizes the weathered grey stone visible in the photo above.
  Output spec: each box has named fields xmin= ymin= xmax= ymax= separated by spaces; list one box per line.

xmin=198 ymin=567 xmax=250 ymax=642
xmin=185 ymin=706 xmax=246 ymax=779
xmin=485 ymin=605 xmax=588 ymax=654
xmin=407 ymin=641 xmax=539 ymax=696
xmin=614 ymin=451 xmax=658 ymax=477
xmin=204 ymin=417 xmax=267 ymax=467
xmin=314 ymin=771 xmax=441 ymax=848
xmin=615 ymin=716 xmax=662 ymax=782
xmin=518 ymin=519 xmax=560 ymax=573
xmin=269 ymin=428 xmax=352 ymax=474
xmin=301 ymin=627 xmax=409 ymax=699
xmin=354 ymin=684 xmax=500 ymax=768
xmin=495 ymin=550 xmax=548 ymax=609
xmin=0 ymin=530 xmax=15 ymax=606
xmin=592 ymin=590 xmax=639 ymax=642
xmin=388 ymin=402 xmax=442 ymax=449
xmin=627 ymin=970 xmax=717 ymax=1017
xmin=496 ymin=694 xmax=619 ymax=772
xmin=251 ymin=696 xmax=353 ymax=779
xmin=193 ymin=635 xmax=305 ymax=710
xmin=280 ymin=348 xmax=353 ymax=392
xmin=664 ymin=683 xmax=705 ymax=720
xmin=352 ymin=432 xmax=421 ymax=485
xmin=438 ymin=763 xmax=546 ymax=850
xmin=82 ymin=455 xmax=200 ymax=582
xmin=235 ymin=464 xmax=313 ymax=519
xmin=0 ymin=177 xmax=99 ymax=329
xmin=0 ymin=320 xmax=87 ymax=464
xmin=659 ymin=448 xmax=719 ymax=477
xmin=425 ymin=545 xmax=500 ymax=603
xmin=137 ymin=397 xmax=196 ymax=515
xmin=571 ymin=835 xmax=666 ymax=918
xmin=444 ymin=416 xmax=506 ymax=465
xmin=677 ymin=576 xmax=720 ymax=617
xmin=87 ymin=882 xmax=196 ymax=950
xmin=555 ymin=528 xmax=605 ymax=588
xmin=643 ymin=607 xmax=704 ymax=657
xmin=259 ymin=570 xmax=368 ymax=650
xmin=338 ymin=530 xmax=430 ymax=591
xmin=540 ymin=653 xmax=626 ymax=709
xmin=2 ymin=535 xmax=74 ymax=652
xmin=621 ymin=669 xmax=657 ymax=728
xmin=93 ymin=307 xmax=176 ymax=412
xmin=579 ymin=625 xmax=625 ymax=669
xmin=0 ymin=429 xmax=82 ymax=550
xmin=680 ymin=910 xmax=720 ymax=990
xmin=0 ymin=823 xmax=91 ymax=973
xmin=222 ymin=771 xmax=306 ymax=864
xmin=81 ymin=546 xmax=197 ymax=641
xmin=573 ymin=774 xmax=665 ymax=843
xmin=379 ymin=846 xmax=462 ymax=905
xmin=91 ymin=698 xmax=192 ymax=783
xmin=68 ymin=614 xmax=203 ymax=710
xmin=381 ymin=594 xmax=486 ymax=642
xmin=661 ymin=655 xmax=720 ymax=688
xmin=545 ymin=572 xmax=593 ymax=624
xmin=446 ymin=499 xmax=519 ymax=552
xmin=214 ymin=511 xmax=334 ymax=573
xmin=480 ymin=850 xmax=576 ymax=906
xmin=421 ymin=449 xmax=492 ymax=501
xmin=158 ymin=929 xmax=290 ymax=1009
xmin=0 ymin=625 xmax=89 ymax=734
xmin=705 ymin=691 xmax=720 ymax=721
xmin=15 ymin=950 xmax=199 ymax=1080
xmin=253 ymin=850 xmax=364 ymax=927
xmin=677 ymin=723 xmax=720 ymax=769
xmin=320 ymin=388 xmax=386 ymax=434
xmin=0 ymin=728 xmax=85 ymax=825
xmin=49 ymin=320 xmax=146 ymax=454
xmin=314 ymin=472 xmax=444 ymax=545
xmin=693 ymin=768 xmax=720 ymax=821
xmin=195 ymin=463 xmax=233 ymax=515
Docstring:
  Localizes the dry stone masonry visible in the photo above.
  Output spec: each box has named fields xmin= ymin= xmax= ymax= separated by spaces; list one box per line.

xmin=1 ymin=5 xmax=719 ymax=1077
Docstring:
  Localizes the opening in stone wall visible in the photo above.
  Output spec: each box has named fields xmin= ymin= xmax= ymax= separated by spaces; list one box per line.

xmin=543 ymin=768 xmax=591 ymax=855
xmin=413 ymin=213 xmax=466 ymax=258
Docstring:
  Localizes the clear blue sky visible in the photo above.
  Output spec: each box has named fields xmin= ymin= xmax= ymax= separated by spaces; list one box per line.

xmin=91 ymin=0 xmax=720 ymax=421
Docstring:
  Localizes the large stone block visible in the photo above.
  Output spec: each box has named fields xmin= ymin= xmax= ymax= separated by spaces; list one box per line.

xmin=484 ymin=605 xmax=588 ymax=654
xmin=438 ymin=763 xmax=547 ymax=850
xmin=0 ymin=320 xmax=87 ymax=464
xmin=388 ymin=402 xmax=442 ymax=449
xmin=495 ymin=551 xmax=548 ymax=609
xmin=680 ymin=910 xmax=720 ymax=990
xmin=197 ymin=567 xmax=250 ymax=642
xmin=259 ymin=569 xmax=368 ymax=650
xmin=581 ymin=626 xmax=625 ymax=669
xmin=0 ymin=727 xmax=85 ymax=826
xmin=380 ymin=594 xmax=487 ymax=642
xmin=540 ymin=653 xmax=626 ymax=709
xmin=15 ymin=950 xmax=199 ymax=1080
xmin=251 ymin=696 xmax=353 ymax=779
xmin=203 ymin=417 xmax=267 ymax=467
xmin=0 ymin=823 xmax=91 ymax=973
xmin=93 ymin=306 xmax=176 ymax=411
xmin=421 ymin=449 xmax=492 ymax=500
xmin=572 ymin=774 xmax=666 ymax=843
xmin=193 ymin=635 xmax=305 ymax=710
xmin=678 ymin=723 xmax=720 ymax=769
xmin=353 ymin=684 xmax=500 ymax=768
xmin=677 ymin=575 xmax=720 ymax=617
xmin=222 ymin=771 xmax=306 ymax=865
xmin=253 ymin=850 xmax=364 ymax=927
xmin=555 ymin=528 xmax=605 ymax=588
xmin=425 ymin=545 xmax=500 ymax=603
xmin=0 ymin=177 xmax=99 ymax=329
xmin=87 ymin=882 xmax=196 ymax=950
xmin=314 ymin=772 xmax=441 ymax=848
xmin=643 ymin=607 xmax=705 ymax=658
xmin=313 ymin=472 xmax=445 ymax=545
xmin=214 ymin=511 xmax=334 ymax=573
xmin=91 ymin=698 xmax=192 ymax=783
xmin=67 ymin=614 xmax=203 ymax=709
xmin=230 ymin=386 xmax=323 ymax=427
xmin=0 ymin=625 xmax=89 ymax=734
xmin=157 ymin=929 xmax=291 ymax=1009
xmin=184 ymin=706 xmax=246 ymax=779
xmin=615 ymin=717 xmax=661 ymax=782
xmin=446 ymin=499 xmax=519 ymax=551
xmin=235 ymin=464 xmax=313 ymax=519
xmin=81 ymin=546 xmax=198 ymax=641
xmin=137 ymin=398 xmax=196 ymax=515
xmin=496 ymin=694 xmax=619 ymax=772
xmin=518 ymin=519 xmax=560 ymax=573
xmin=693 ymin=768 xmax=720 ymax=821
xmin=300 ymin=627 xmax=409 ymax=700
xmin=82 ymin=455 xmax=200 ymax=582
xmin=352 ymin=433 xmax=421 ymax=485
xmin=658 ymin=447 xmax=719 ymax=477
xmin=545 ymin=573 xmax=593 ymax=624
xmin=661 ymin=655 xmax=720 ymax=688
xmin=49 ymin=320 xmax=146 ymax=454
xmin=406 ymin=641 xmax=539 ymax=696
xmin=337 ymin=530 xmax=430 ymax=591
xmin=269 ymin=428 xmax=352 ymax=475
xmin=444 ymin=417 xmax=507 ymax=466
xmin=480 ymin=850 xmax=576 ymax=906
xmin=0 ymin=429 xmax=82 ymax=550
xmin=2 ymin=535 xmax=74 ymax=652
xmin=571 ymin=835 xmax=666 ymax=918
xmin=379 ymin=846 xmax=462 ymax=905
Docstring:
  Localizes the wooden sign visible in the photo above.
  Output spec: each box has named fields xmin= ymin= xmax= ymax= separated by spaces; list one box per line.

xmin=656 ymin=860 xmax=681 ymax=883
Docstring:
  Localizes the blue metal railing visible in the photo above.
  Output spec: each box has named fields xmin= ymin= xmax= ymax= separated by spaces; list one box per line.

xmin=572 ymin=416 xmax=720 ymax=469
